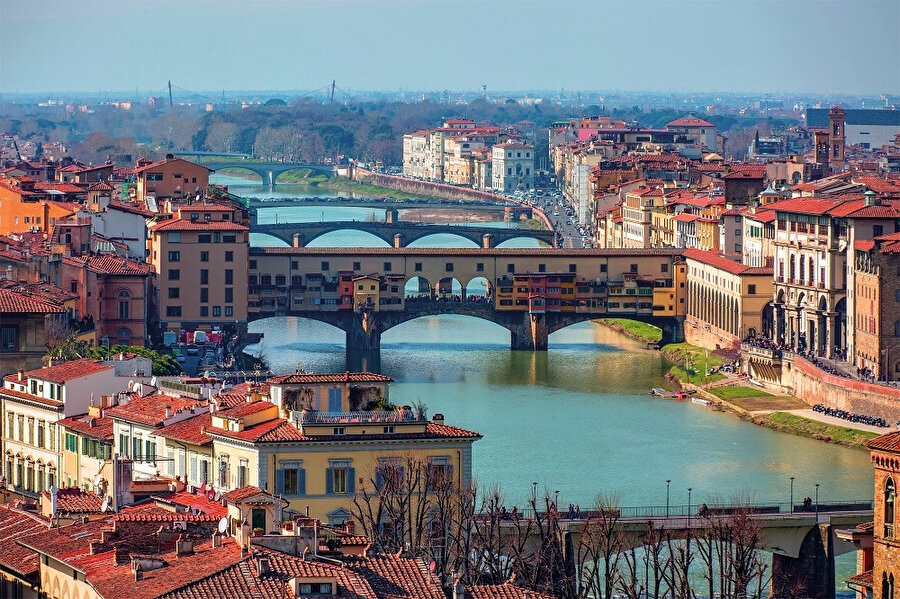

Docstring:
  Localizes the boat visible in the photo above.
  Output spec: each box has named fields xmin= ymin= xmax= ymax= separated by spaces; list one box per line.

xmin=650 ymin=388 xmax=673 ymax=397
xmin=692 ymin=397 xmax=711 ymax=406
xmin=748 ymin=378 xmax=764 ymax=387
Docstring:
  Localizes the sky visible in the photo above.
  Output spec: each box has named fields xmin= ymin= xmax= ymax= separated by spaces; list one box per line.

xmin=1 ymin=0 xmax=898 ymax=96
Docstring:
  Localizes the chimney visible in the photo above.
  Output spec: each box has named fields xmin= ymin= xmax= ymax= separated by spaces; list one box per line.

xmin=134 ymin=569 xmax=143 ymax=582
xmin=432 ymin=413 xmax=444 ymax=425
xmin=164 ymin=405 xmax=172 ymax=419
xmin=175 ymin=536 xmax=194 ymax=557
xmin=864 ymin=190 xmax=879 ymax=207
xmin=453 ymin=577 xmax=465 ymax=599
xmin=50 ymin=486 xmax=58 ymax=516
xmin=256 ymin=554 xmax=270 ymax=577
xmin=16 ymin=369 xmax=23 ymax=382
xmin=211 ymin=532 xmax=222 ymax=548
xmin=344 ymin=520 xmax=355 ymax=534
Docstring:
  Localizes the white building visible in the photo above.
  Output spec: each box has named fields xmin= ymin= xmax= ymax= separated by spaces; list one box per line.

xmin=491 ymin=142 xmax=534 ymax=192
xmin=805 ymin=108 xmax=900 ymax=149
xmin=1 ymin=357 xmax=149 ymax=497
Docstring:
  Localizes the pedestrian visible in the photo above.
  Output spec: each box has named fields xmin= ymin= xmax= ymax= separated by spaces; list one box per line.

xmin=567 ymin=504 xmax=575 ymax=519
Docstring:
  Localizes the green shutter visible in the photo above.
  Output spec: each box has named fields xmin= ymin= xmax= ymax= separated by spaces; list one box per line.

xmin=275 ymin=469 xmax=285 ymax=495
xmin=325 ymin=468 xmax=333 ymax=495
xmin=346 ymin=468 xmax=355 ymax=495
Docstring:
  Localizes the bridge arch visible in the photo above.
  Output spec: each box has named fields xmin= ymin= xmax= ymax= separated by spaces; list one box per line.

xmin=404 ymin=232 xmax=482 ymax=248
xmin=214 ymin=166 xmax=264 ymax=182
xmin=495 ymin=236 xmax=551 ymax=248
xmin=273 ymin=167 xmax=328 ymax=183
xmin=404 ymin=275 xmax=433 ymax=298
xmin=304 ymin=229 xmax=392 ymax=248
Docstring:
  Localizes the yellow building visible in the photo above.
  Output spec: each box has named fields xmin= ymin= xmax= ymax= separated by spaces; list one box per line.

xmin=58 ymin=408 xmax=114 ymax=493
xmin=204 ymin=373 xmax=479 ymax=524
xmin=352 ymin=275 xmax=381 ymax=311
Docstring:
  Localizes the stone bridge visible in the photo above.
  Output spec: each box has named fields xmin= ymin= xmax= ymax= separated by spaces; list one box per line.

xmin=251 ymin=221 xmax=556 ymax=248
xmin=249 ymin=300 xmax=683 ymax=353
xmin=194 ymin=159 xmax=334 ymax=186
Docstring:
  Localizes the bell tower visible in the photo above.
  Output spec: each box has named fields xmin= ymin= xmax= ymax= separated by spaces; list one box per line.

xmin=827 ymin=106 xmax=846 ymax=170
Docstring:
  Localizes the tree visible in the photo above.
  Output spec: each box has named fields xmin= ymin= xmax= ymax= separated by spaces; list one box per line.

xmin=204 ymin=121 xmax=239 ymax=153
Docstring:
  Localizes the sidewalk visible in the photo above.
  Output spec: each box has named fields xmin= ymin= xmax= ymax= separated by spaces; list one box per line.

xmin=783 ymin=409 xmax=891 ymax=435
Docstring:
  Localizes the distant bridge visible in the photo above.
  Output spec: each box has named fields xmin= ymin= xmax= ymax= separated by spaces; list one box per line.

xmin=177 ymin=155 xmax=335 ymax=186
xmin=249 ymin=197 xmax=521 ymax=212
xmin=251 ymin=220 xmax=554 ymax=248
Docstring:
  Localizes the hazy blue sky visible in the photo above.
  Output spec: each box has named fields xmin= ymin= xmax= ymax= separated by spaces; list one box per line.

xmin=2 ymin=0 xmax=898 ymax=96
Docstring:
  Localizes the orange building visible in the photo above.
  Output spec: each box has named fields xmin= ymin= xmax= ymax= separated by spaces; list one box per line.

xmin=148 ymin=205 xmax=249 ymax=333
xmin=0 ymin=179 xmax=80 ymax=236
xmin=134 ymin=155 xmax=212 ymax=203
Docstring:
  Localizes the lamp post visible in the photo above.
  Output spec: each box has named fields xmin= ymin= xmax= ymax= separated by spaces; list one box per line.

xmin=688 ymin=487 xmax=693 ymax=519
xmin=815 ymin=483 xmax=820 ymax=520
xmin=790 ymin=476 xmax=795 ymax=513
xmin=532 ymin=481 xmax=537 ymax=505
xmin=666 ymin=480 xmax=671 ymax=518
xmin=554 ymin=489 xmax=559 ymax=509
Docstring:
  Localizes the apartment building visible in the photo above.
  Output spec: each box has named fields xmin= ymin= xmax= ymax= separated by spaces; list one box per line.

xmin=148 ymin=204 xmax=249 ymax=332
xmin=491 ymin=142 xmax=534 ymax=192
xmin=134 ymin=155 xmax=211 ymax=203
xmin=853 ymin=233 xmax=900 ymax=380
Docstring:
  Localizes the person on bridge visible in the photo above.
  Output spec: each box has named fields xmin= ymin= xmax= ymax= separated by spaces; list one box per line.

xmin=698 ymin=503 xmax=710 ymax=518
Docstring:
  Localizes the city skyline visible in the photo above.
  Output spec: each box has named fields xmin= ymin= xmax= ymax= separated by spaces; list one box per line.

xmin=1 ymin=0 xmax=899 ymax=96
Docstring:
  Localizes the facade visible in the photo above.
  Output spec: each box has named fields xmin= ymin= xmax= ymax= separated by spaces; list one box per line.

xmin=58 ymin=408 xmax=114 ymax=493
xmin=491 ymin=142 xmax=534 ymax=192
xmin=0 ymin=285 xmax=65 ymax=373
xmin=807 ymin=107 xmax=900 ymax=150
xmin=1 ymin=358 xmax=145 ymax=498
xmin=866 ymin=433 xmax=900 ymax=599
xmin=133 ymin=156 xmax=211 ymax=203
xmin=666 ymin=115 xmax=718 ymax=151
xmin=621 ymin=187 xmax=663 ymax=248
xmin=148 ymin=205 xmax=249 ymax=332
xmin=0 ymin=179 xmax=79 ymax=236
xmin=853 ymin=233 xmax=900 ymax=380
xmin=741 ymin=208 xmax=776 ymax=267
xmin=684 ymin=248 xmax=774 ymax=348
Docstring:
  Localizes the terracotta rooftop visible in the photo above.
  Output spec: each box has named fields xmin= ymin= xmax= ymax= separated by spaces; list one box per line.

xmin=466 ymin=582 xmax=557 ymax=598
xmin=0 ymin=286 xmax=65 ymax=314
xmin=4 ymin=358 xmax=112 ymax=384
xmin=208 ymin=417 xmax=480 ymax=444
xmin=133 ymin=157 xmax=212 ymax=174
xmin=155 ymin=412 xmax=212 ymax=445
xmin=105 ymin=393 xmax=204 ymax=427
xmin=58 ymin=414 xmax=115 ymax=440
xmin=149 ymin=218 xmax=248 ymax=232
xmin=866 ymin=431 xmax=900 ymax=452
xmin=63 ymin=254 xmax=152 ymax=276
xmin=41 ymin=487 xmax=106 ymax=513
xmin=221 ymin=485 xmax=268 ymax=503
xmin=683 ymin=248 xmax=773 ymax=276
xmin=667 ymin=115 xmax=715 ymax=128
xmin=0 ymin=505 xmax=47 ymax=577
xmin=268 ymin=371 xmax=393 ymax=385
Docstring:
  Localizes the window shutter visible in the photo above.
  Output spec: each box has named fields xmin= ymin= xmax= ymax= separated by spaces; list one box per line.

xmin=375 ymin=469 xmax=383 ymax=491
xmin=325 ymin=468 xmax=334 ymax=495
xmin=275 ymin=469 xmax=285 ymax=495
xmin=298 ymin=468 xmax=306 ymax=495
xmin=346 ymin=468 xmax=355 ymax=495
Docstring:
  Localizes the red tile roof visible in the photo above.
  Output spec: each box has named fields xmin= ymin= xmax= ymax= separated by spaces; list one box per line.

xmin=149 ymin=218 xmax=248 ymax=232
xmin=108 ymin=199 xmax=155 ymax=217
xmin=0 ymin=287 xmax=65 ymax=313
xmin=867 ymin=431 xmax=900 ymax=452
xmin=155 ymin=412 xmax=212 ymax=445
xmin=667 ymin=115 xmax=714 ymax=128
xmin=683 ymin=248 xmax=773 ymax=276
xmin=208 ymin=417 xmax=480 ymax=444
xmin=268 ymin=371 xmax=393 ymax=385
xmin=63 ymin=254 xmax=152 ymax=276
xmin=217 ymin=400 xmax=275 ymax=419
xmin=6 ymin=358 xmax=112 ymax=383
xmin=221 ymin=485 xmax=267 ymax=503
xmin=58 ymin=414 xmax=115 ymax=440
xmin=133 ymin=157 xmax=212 ymax=174
xmin=105 ymin=394 xmax=204 ymax=427
xmin=0 ymin=505 xmax=47 ymax=577
xmin=41 ymin=487 xmax=106 ymax=513
xmin=466 ymin=582 xmax=557 ymax=598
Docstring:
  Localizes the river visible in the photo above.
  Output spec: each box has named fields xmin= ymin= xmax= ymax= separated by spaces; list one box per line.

xmin=219 ymin=175 xmax=872 ymax=591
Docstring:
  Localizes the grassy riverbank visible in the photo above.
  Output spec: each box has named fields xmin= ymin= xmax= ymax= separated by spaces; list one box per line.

xmin=595 ymin=318 xmax=662 ymax=344
xmin=752 ymin=412 xmax=878 ymax=449
xmin=660 ymin=342 xmax=725 ymax=385
xmin=708 ymin=385 xmax=773 ymax=400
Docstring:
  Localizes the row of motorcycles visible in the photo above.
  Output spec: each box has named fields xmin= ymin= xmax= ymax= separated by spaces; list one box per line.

xmin=812 ymin=403 xmax=889 ymax=428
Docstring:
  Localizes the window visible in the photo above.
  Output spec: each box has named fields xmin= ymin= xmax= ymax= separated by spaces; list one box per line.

xmin=748 ymin=284 xmax=757 ymax=295
xmin=321 ymin=261 xmax=330 ymax=271
xmin=166 ymin=306 xmax=182 ymax=317
xmin=383 ymin=426 xmax=395 ymax=434
xmin=118 ymin=299 xmax=129 ymax=320
xmin=237 ymin=462 xmax=248 ymax=487
xmin=507 ymin=263 xmax=515 ymax=273
xmin=167 ymin=232 xmax=181 ymax=243
xmin=327 ymin=462 xmax=352 ymax=495
xmin=630 ymin=264 xmax=638 ymax=273
xmin=538 ymin=264 xmax=546 ymax=273
xmin=225 ymin=288 xmax=233 ymax=303
xmin=0 ymin=325 xmax=18 ymax=352
xmin=132 ymin=437 xmax=142 ymax=461
xmin=414 ymin=262 xmax=423 ymax=272
xmin=886 ymin=477 xmax=895 ymax=539
xmin=200 ymin=288 xmax=208 ymax=303
xmin=249 ymin=260 xmax=257 ymax=269
xmin=200 ymin=306 xmax=209 ymax=317
xmin=383 ymin=262 xmax=392 ymax=272
xmin=476 ymin=262 xmax=485 ymax=272
xmin=167 ymin=251 xmax=180 ymax=262
xmin=445 ymin=262 xmax=454 ymax=272
xmin=198 ymin=233 xmax=212 ymax=244
xmin=213 ymin=306 xmax=221 ymax=317
xmin=225 ymin=306 xmax=233 ymax=317
xmin=225 ymin=251 xmax=233 ymax=262
xmin=225 ymin=270 xmax=233 ymax=285
xmin=277 ymin=463 xmax=305 ymax=496
xmin=200 ymin=269 xmax=209 ymax=285
xmin=600 ymin=264 xmax=608 ymax=273
xmin=168 ymin=269 xmax=180 ymax=281
xmin=353 ymin=261 xmax=361 ymax=270
xmin=223 ymin=234 xmax=236 ymax=243
xmin=168 ymin=288 xmax=180 ymax=299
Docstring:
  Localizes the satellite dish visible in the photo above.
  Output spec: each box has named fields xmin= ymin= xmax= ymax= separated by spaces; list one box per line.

xmin=218 ymin=517 xmax=228 ymax=534
xmin=101 ymin=496 xmax=110 ymax=512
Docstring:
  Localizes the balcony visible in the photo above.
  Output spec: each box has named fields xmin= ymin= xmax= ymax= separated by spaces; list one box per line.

xmin=295 ymin=409 xmax=427 ymax=425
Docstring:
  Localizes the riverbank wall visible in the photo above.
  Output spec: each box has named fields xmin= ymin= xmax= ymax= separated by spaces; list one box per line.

xmin=353 ymin=168 xmax=554 ymax=231
xmin=785 ymin=356 xmax=900 ymax=419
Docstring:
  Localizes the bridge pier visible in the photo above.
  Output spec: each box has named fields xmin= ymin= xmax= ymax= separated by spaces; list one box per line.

xmin=510 ymin=314 xmax=548 ymax=351
xmin=770 ymin=524 xmax=835 ymax=599
xmin=346 ymin=309 xmax=382 ymax=353
xmin=658 ymin=316 xmax=685 ymax=345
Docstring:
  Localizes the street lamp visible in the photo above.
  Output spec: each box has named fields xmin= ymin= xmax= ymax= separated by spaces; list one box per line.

xmin=666 ymin=480 xmax=671 ymax=518
xmin=532 ymin=481 xmax=538 ymax=505
xmin=815 ymin=483 xmax=820 ymax=520
xmin=790 ymin=477 xmax=795 ymax=513
xmin=688 ymin=487 xmax=693 ymax=519
xmin=554 ymin=490 xmax=559 ymax=508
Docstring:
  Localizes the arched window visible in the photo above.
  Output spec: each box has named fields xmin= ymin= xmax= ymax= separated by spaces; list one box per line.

xmin=883 ymin=573 xmax=889 ymax=599
xmin=117 ymin=290 xmax=131 ymax=321
xmin=886 ymin=477 xmax=895 ymax=540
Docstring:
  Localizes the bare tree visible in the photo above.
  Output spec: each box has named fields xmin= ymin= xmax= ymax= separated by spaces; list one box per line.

xmin=575 ymin=494 xmax=624 ymax=599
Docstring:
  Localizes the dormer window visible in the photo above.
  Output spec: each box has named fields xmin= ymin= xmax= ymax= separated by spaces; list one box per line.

xmin=296 ymin=582 xmax=335 ymax=596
